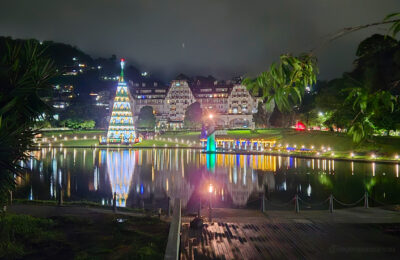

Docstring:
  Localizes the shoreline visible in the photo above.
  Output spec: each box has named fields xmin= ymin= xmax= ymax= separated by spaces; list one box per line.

xmin=30 ymin=145 xmax=400 ymax=164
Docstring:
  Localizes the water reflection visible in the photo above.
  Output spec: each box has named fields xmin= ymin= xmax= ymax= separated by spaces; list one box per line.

xmin=16 ymin=148 xmax=400 ymax=210
xmin=105 ymin=149 xmax=135 ymax=207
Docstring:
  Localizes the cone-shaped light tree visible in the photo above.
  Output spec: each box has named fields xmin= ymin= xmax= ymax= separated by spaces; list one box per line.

xmin=106 ymin=59 xmax=136 ymax=143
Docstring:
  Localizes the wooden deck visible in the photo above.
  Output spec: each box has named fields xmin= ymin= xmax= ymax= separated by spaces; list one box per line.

xmin=180 ymin=209 xmax=400 ymax=259
xmin=180 ymin=221 xmax=325 ymax=259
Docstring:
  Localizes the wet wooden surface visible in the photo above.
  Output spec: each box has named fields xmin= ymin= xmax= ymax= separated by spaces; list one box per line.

xmin=180 ymin=210 xmax=400 ymax=260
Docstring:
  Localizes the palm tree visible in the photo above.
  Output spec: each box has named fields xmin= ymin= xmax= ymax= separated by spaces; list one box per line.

xmin=0 ymin=40 xmax=57 ymax=206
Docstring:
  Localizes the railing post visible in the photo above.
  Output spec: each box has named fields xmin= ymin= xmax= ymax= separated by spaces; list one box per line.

xmin=261 ymin=192 xmax=265 ymax=213
xmin=295 ymin=194 xmax=300 ymax=213
xmin=167 ymin=196 xmax=171 ymax=217
xmin=364 ymin=191 xmax=369 ymax=208
xmin=58 ymin=186 xmax=63 ymax=206
xmin=198 ymin=199 xmax=201 ymax=218
xmin=208 ymin=193 xmax=212 ymax=222
xmin=329 ymin=194 xmax=333 ymax=213
xmin=113 ymin=192 xmax=117 ymax=213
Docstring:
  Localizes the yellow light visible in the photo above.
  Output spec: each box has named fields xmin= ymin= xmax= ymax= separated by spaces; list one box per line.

xmin=208 ymin=184 xmax=213 ymax=193
xmin=395 ymin=154 xmax=399 ymax=160
xmin=350 ymin=153 xmax=354 ymax=157
xmin=371 ymin=154 xmax=376 ymax=159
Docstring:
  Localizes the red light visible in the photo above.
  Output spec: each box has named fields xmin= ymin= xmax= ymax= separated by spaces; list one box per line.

xmin=121 ymin=58 xmax=125 ymax=62
xmin=295 ymin=121 xmax=306 ymax=131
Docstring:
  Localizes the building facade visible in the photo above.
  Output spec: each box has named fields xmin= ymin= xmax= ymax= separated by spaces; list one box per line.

xmin=129 ymin=77 xmax=260 ymax=130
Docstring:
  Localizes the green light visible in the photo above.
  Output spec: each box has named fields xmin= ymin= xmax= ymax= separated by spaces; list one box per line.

xmin=206 ymin=131 xmax=216 ymax=152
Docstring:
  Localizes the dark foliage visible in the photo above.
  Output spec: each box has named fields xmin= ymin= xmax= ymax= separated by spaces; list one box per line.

xmin=0 ymin=40 xmax=57 ymax=205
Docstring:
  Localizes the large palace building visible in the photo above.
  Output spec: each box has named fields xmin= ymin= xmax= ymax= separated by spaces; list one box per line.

xmin=129 ymin=76 xmax=260 ymax=129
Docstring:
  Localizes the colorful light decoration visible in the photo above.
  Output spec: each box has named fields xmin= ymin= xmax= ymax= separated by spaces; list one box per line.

xmin=106 ymin=59 xmax=136 ymax=144
xmin=295 ymin=121 xmax=306 ymax=131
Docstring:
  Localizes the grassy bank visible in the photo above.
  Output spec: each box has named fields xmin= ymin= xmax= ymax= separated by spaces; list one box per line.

xmin=41 ymin=129 xmax=105 ymax=137
xmin=36 ymin=128 xmax=400 ymax=161
xmin=0 ymin=211 xmax=168 ymax=259
xmin=44 ymin=139 xmax=189 ymax=148
xmin=159 ymin=129 xmax=400 ymax=161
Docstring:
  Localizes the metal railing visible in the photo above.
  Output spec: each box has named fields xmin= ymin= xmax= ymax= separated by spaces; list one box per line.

xmin=258 ymin=191 xmax=395 ymax=213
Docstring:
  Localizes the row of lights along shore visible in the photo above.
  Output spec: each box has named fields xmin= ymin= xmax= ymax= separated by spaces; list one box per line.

xmin=33 ymin=136 xmax=399 ymax=161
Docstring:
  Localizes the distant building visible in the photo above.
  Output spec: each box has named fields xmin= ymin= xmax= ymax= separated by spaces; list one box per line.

xmin=128 ymin=76 xmax=260 ymax=130
xmin=49 ymin=84 xmax=75 ymax=110
xmin=90 ymin=91 xmax=111 ymax=110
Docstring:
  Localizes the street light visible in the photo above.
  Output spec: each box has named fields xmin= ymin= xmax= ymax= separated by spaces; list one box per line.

xmin=209 ymin=114 xmax=213 ymax=119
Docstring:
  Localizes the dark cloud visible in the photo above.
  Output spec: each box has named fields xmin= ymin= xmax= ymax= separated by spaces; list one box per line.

xmin=0 ymin=0 xmax=398 ymax=81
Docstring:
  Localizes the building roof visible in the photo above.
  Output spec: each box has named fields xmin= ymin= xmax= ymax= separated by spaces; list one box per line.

xmin=129 ymin=80 xmax=170 ymax=100
xmin=188 ymin=77 xmax=235 ymax=97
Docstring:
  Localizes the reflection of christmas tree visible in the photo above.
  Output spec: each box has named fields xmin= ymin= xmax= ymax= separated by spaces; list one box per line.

xmin=106 ymin=59 xmax=136 ymax=143
xmin=106 ymin=149 xmax=136 ymax=207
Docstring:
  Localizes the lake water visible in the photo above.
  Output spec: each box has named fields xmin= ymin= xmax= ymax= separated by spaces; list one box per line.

xmin=16 ymin=148 xmax=400 ymax=211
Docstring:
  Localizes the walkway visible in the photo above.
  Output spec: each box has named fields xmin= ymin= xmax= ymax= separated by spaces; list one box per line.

xmin=8 ymin=204 xmax=147 ymax=218
xmin=181 ymin=208 xmax=400 ymax=259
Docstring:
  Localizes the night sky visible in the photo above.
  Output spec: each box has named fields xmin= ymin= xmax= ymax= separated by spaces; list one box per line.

xmin=0 ymin=0 xmax=398 ymax=81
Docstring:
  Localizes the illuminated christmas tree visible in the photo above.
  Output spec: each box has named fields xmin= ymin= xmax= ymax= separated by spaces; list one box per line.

xmin=106 ymin=59 xmax=136 ymax=143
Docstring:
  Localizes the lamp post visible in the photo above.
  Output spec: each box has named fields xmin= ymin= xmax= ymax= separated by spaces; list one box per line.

xmin=208 ymin=183 xmax=213 ymax=222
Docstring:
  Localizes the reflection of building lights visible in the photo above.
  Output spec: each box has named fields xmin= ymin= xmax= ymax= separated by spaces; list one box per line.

xmin=372 ymin=162 xmax=375 ymax=176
